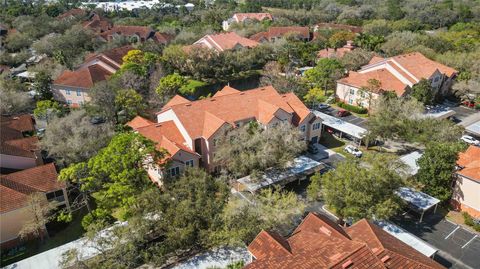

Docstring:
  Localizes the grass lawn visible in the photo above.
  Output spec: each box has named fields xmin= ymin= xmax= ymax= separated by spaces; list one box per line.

xmin=319 ymin=133 xmax=345 ymax=154
xmin=1 ymin=208 xmax=87 ymax=266
xmin=181 ymin=79 xmax=208 ymax=95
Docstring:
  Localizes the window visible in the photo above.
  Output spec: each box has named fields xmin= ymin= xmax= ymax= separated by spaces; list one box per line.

xmin=185 ymin=160 xmax=194 ymax=167
xmin=46 ymin=189 xmax=65 ymax=203
xmin=168 ymin=166 xmax=180 ymax=177
xmin=235 ymin=122 xmax=240 ymax=127
xmin=360 ymin=91 xmax=366 ymax=98
xmin=312 ymin=122 xmax=321 ymax=130
xmin=349 ymin=88 xmax=355 ymax=95
xmin=348 ymin=98 xmax=353 ymax=104
xmin=300 ymin=125 xmax=306 ymax=132
xmin=67 ymin=100 xmax=72 ymax=105
xmin=66 ymin=89 xmax=71 ymax=95
xmin=76 ymin=90 xmax=81 ymax=96
xmin=434 ymin=76 xmax=439 ymax=82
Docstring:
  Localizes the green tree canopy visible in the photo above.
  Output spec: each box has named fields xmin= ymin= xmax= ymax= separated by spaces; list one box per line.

xmin=155 ymin=73 xmax=187 ymax=98
xmin=114 ymin=88 xmax=145 ymax=122
xmin=416 ymin=142 xmax=465 ymax=202
xmin=304 ymin=58 xmax=344 ymax=95
xmin=411 ymin=78 xmax=434 ymax=105
xmin=33 ymin=100 xmax=63 ymax=120
xmin=33 ymin=70 xmax=53 ymax=100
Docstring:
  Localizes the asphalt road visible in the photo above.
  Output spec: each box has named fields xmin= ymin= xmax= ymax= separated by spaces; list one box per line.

xmin=317 ymin=107 xmax=368 ymax=129
xmin=392 ymin=213 xmax=480 ymax=269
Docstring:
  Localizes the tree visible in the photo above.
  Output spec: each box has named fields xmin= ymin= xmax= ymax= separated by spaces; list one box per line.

xmin=304 ymin=87 xmax=328 ymax=106
xmin=19 ymin=192 xmax=58 ymax=242
xmin=359 ymin=78 xmax=381 ymax=110
xmin=33 ymin=71 xmax=53 ymax=100
xmin=354 ymin=33 xmax=385 ymax=52
xmin=119 ymin=49 xmax=157 ymax=77
xmin=416 ymin=142 xmax=465 ymax=202
xmin=62 ymin=132 xmax=165 ymax=223
xmin=311 ymin=155 xmax=404 ymax=221
xmin=411 ymin=78 xmax=434 ymax=105
xmin=340 ymin=48 xmax=374 ymax=71
xmin=33 ymin=100 xmax=63 ymax=121
xmin=304 ymin=58 xmax=344 ymax=95
xmin=114 ymin=89 xmax=144 ymax=122
xmin=155 ymin=73 xmax=187 ymax=99
xmin=0 ymin=75 xmax=33 ymax=114
xmin=260 ymin=61 xmax=306 ymax=95
xmin=40 ymin=110 xmax=114 ymax=165
xmin=214 ymin=122 xmax=306 ymax=177
xmin=328 ymin=30 xmax=356 ymax=48
xmin=363 ymin=19 xmax=392 ymax=37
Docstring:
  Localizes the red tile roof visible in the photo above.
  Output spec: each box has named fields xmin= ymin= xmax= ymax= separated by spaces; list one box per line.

xmin=84 ymin=45 xmax=133 ymax=67
xmin=53 ymin=64 xmax=113 ymax=89
xmin=250 ymin=26 xmax=309 ymax=42
xmin=82 ymin=14 xmax=112 ymax=33
xmin=193 ymin=32 xmax=259 ymax=52
xmin=456 ymin=145 xmax=480 ymax=182
xmin=246 ymin=212 xmax=445 ymax=269
xmin=126 ymin=116 xmax=155 ymax=130
xmin=232 ymin=13 xmax=273 ymax=23
xmin=1 ymin=115 xmax=38 ymax=158
xmin=317 ymin=41 xmax=356 ymax=58
xmin=338 ymin=69 xmax=409 ymax=97
xmin=164 ymin=95 xmax=191 ymax=108
xmin=57 ymin=8 xmax=85 ymax=20
xmin=159 ymin=85 xmax=311 ymax=139
xmin=0 ymin=163 xmax=65 ymax=213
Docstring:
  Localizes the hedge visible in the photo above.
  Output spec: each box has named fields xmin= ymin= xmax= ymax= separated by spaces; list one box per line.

xmin=462 ymin=212 xmax=480 ymax=232
xmin=337 ymin=102 xmax=368 ymax=114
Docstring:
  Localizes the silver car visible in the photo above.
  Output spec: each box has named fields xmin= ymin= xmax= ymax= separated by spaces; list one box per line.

xmin=344 ymin=145 xmax=363 ymax=157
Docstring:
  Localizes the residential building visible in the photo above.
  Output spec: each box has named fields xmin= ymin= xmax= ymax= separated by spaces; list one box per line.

xmin=126 ymin=116 xmax=201 ymax=186
xmin=188 ymin=32 xmax=259 ymax=53
xmin=336 ymin=52 xmax=457 ymax=108
xmin=452 ymin=145 xmax=480 ymax=218
xmin=250 ymin=26 xmax=310 ymax=43
xmin=82 ymin=13 xmax=113 ymax=33
xmin=1 ymin=115 xmax=42 ymax=170
xmin=98 ymin=25 xmax=173 ymax=44
xmin=0 ymin=163 xmax=69 ymax=249
xmin=56 ymin=8 xmax=86 ymax=20
xmin=155 ymin=85 xmax=322 ymax=174
xmin=52 ymin=45 xmax=132 ymax=107
xmin=317 ymin=40 xmax=356 ymax=59
xmin=246 ymin=212 xmax=445 ymax=268
xmin=222 ymin=13 xmax=273 ymax=31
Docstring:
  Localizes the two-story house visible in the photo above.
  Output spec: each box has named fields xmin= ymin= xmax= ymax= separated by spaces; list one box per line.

xmin=250 ymin=26 xmax=310 ymax=43
xmin=187 ymin=32 xmax=259 ymax=53
xmin=0 ymin=163 xmax=69 ymax=249
xmin=452 ymin=145 xmax=480 ymax=218
xmin=52 ymin=45 xmax=132 ymax=107
xmin=155 ymin=85 xmax=322 ymax=174
xmin=222 ymin=13 xmax=273 ymax=31
xmin=1 ymin=115 xmax=43 ymax=170
xmin=336 ymin=52 xmax=458 ymax=108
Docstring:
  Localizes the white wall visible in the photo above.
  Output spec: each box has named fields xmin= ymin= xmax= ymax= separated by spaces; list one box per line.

xmin=156 ymin=109 xmax=193 ymax=149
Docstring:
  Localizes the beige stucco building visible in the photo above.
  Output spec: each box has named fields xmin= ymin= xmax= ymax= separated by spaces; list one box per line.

xmin=452 ymin=146 xmax=480 ymax=218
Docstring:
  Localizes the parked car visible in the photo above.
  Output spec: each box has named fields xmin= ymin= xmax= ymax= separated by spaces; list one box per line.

xmin=336 ymin=109 xmax=350 ymax=117
xmin=462 ymin=101 xmax=476 ymax=108
xmin=461 ymin=135 xmax=480 ymax=146
xmin=307 ymin=143 xmax=319 ymax=154
xmin=449 ymin=116 xmax=461 ymax=124
xmin=344 ymin=145 xmax=362 ymax=157
xmin=318 ymin=103 xmax=330 ymax=110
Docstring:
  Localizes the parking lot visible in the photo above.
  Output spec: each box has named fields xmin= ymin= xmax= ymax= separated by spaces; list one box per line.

xmin=392 ymin=213 xmax=480 ymax=269
xmin=317 ymin=107 xmax=368 ymax=129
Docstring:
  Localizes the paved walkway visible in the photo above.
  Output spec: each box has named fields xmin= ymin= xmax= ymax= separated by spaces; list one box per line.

xmin=167 ymin=247 xmax=250 ymax=269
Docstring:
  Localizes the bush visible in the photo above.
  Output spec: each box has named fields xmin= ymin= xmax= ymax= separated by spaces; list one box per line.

xmin=462 ymin=212 xmax=480 ymax=232
xmin=337 ymin=102 xmax=368 ymax=114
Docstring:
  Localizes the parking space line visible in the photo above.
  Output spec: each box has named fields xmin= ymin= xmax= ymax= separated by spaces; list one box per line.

xmin=462 ymin=235 xmax=478 ymax=249
xmin=445 ymin=226 xmax=460 ymax=239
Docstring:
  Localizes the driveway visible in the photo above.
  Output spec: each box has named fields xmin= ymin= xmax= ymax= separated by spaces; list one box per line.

xmin=442 ymin=101 xmax=479 ymax=126
xmin=317 ymin=107 xmax=368 ymax=129
xmin=391 ymin=213 xmax=480 ymax=269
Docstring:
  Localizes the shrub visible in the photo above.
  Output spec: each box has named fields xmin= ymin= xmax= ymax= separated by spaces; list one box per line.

xmin=337 ymin=102 xmax=368 ymax=114
xmin=462 ymin=212 xmax=480 ymax=232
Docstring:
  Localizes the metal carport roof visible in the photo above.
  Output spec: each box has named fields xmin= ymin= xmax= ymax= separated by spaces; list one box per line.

xmin=313 ymin=111 xmax=367 ymax=139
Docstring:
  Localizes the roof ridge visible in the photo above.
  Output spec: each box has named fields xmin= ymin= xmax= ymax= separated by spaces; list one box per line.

xmin=328 ymin=243 xmax=378 ymax=268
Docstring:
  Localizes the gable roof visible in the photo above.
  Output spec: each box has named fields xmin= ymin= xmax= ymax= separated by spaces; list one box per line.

xmin=164 ymin=95 xmax=191 ymax=108
xmin=246 ymin=212 xmax=445 ymax=269
xmin=193 ymin=32 xmax=259 ymax=52
xmin=126 ymin=116 xmax=155 ymax=130
xmin=456 ymin=145 xmax=480 ymax=182
xmin=57 ymin=8 xmax=85 ymax=20
xmin=82 ymin=14 xmax=112 ymax=33
xmin=158 ymin=85 xmax=312 ymax=139
xmin=83 ymin=45 xmax=133 ymax=67
xmin=250 ymin=26 xmax=309 ymax=42
xmin=317 ymin=41 xmax=356 ymax=59
xmin=0 ymin=163 xmax=65 ymax=213
xmin=1 ymin=115 xmax=38 ymax=158
xmin=213 ymin=85 xmax=240 ymax=97
xmin=232 ymin=13 xmax=273 ymax=23
xmin=99 ymin=25 xmax=154 ymax=40
xmin=338 ymin=69 xmax=409 ymax=97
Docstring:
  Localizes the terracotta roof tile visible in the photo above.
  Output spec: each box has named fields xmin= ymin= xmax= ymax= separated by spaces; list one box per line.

xmin=84 ymin=45 xmax=133 ymax=67
xmin=0 ymin=163 xmax=64 ymax=193
xmin=193 ymin=32 xmax=259 ymax=52
xmin=213 ymin=85 xmax=240 ymax=97
xmin=159 ymin=86 xmax=310 ymax=139
xmin=246 ymin=212 xmax=445 ymax=269
xmin=54 ymin=64 xmax=113 ymax=89
xmin=164 ymin=95 xmax=191 ymax=108
xmin=126 ymin=116 xmax=155 ymax=130
xmin=82 ymin=14 xmax=112 ymax=32
xmin=391 ymin=53 xmax=457 ymax=79
xmin=456 ymin=145 xmax=480 ymax=182
xmin=338 ymin=70 xmax=409 ymax=96
xmin=281 ymin=93 xmax=312 ymax=125
xmin=0 ymin=185 xmax=28 ymax=213
xmin=57 ymin=8 xmax=85 ymax=20
xmin=318 ymin=41 xmax=356 ymax=58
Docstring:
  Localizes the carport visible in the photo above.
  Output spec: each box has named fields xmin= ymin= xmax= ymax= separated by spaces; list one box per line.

xmin=465 ymin=120 xmax=480 ymax=136
xmin=396 ymin=187 xmax=440 ymax=222
xmin=313 ymin=111 xmax=366 ymax=146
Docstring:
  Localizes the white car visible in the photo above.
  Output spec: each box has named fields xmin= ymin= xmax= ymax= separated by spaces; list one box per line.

xmin=344 ymin=145 xmax=362 ymax=157
xmin=461 ymin=135 xmax=480 ymax=146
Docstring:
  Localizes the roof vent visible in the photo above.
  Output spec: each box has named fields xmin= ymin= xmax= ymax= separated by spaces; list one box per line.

xmin=341 ymin=260 xmax=353 ymax=268
xmin=260 ymin=88 xmax=265 ymax=91
xmin=319 ymin=226 xmax=332 ymax=236
xmin=12 ymin=117 xmax=19 ymax=120
xmin=185 ymin=104 xmax=192 ymax=106
xmin=239 ymin=92 xmax=245 ymax=95
xmin=381 ymin=255 xmax=391 ymax=263
xmin=372 ymin=247 xmax=380 ymax=254
xmin=155 ymin=123 xmax=162 ymax=127
xmin=210 ymin=99 xmax=216 ymax=101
